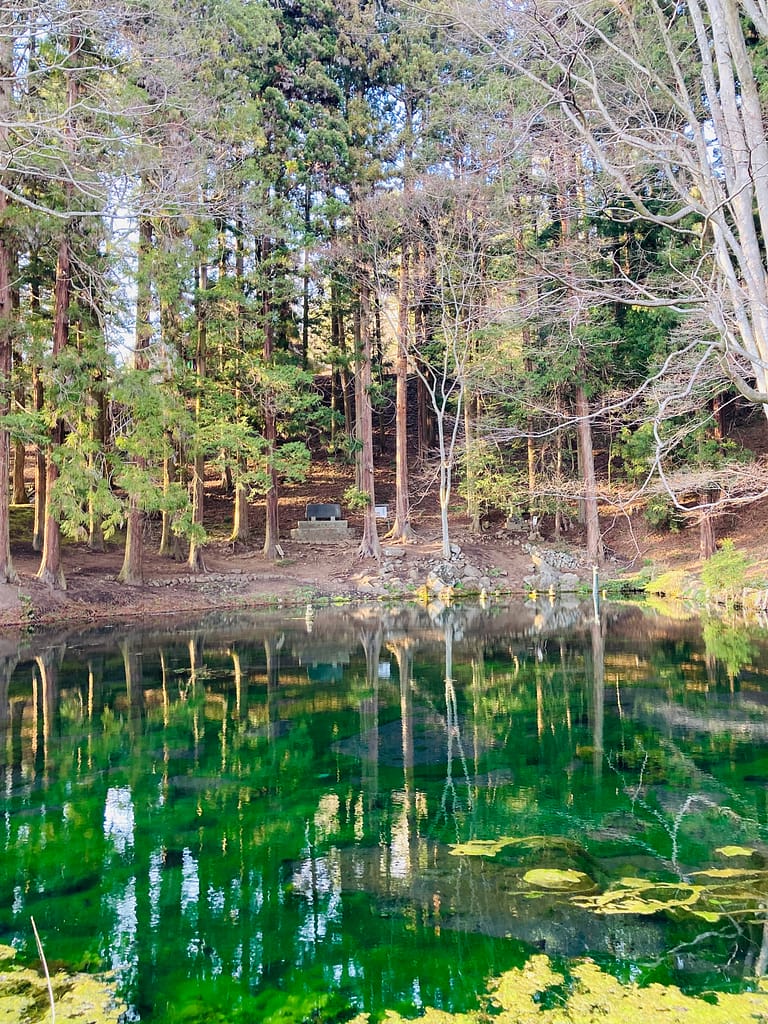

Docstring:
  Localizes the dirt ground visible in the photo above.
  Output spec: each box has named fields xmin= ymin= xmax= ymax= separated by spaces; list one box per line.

xmin=3 ymin=446 xmax=768 ymax=631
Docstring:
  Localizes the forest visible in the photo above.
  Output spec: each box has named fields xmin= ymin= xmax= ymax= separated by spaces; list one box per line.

xmin=1 ymin=0 xmax=767 ymax=591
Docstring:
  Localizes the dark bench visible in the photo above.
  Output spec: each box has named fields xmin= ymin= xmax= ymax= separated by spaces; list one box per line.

xmin=306 ymin=502 xmax=342 ymax=521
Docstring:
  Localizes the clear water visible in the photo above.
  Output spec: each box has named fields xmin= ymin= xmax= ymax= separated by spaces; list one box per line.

xmin=2 ymin=599 xmax=768 ymax=1022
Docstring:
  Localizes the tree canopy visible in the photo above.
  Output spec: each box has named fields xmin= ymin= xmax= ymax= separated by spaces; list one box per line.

xmin=2 ymin=0 xmax=768 ymax=583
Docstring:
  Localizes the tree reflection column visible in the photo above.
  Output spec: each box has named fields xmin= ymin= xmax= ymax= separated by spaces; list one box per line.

xmin=0 ymin=652 xmax=16 ymax=774
xmin=587 ymin=613 xmax=606 ymax=782
xmin=359 ymin=618 xmax=383 ymax=814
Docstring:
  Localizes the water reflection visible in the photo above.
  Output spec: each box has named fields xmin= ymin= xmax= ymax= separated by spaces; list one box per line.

xmin=2 ymin=601 xmax=768 ymax=1022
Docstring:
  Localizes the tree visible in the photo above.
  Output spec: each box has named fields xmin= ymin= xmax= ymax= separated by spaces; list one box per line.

xmin=455 ymin=0 xmax=768 ymax=422
xmin=117 ymin=216 xmax=153 ymax=585
xmin=0 ymin=26 xmax=15 ymax=583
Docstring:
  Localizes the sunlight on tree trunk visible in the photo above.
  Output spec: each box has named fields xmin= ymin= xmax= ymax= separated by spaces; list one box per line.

xmin=575 ymin=385 xmax=604 ymax=567
xmin=0 ymin=194 xmax=15 ymax=584
xmin=355 ymin=257 xmax=381 ymax=560
xmin=389 ymin=220 xmax=414 ymax=542
xmin=36 ymin=234 xmax=70 ymax=590
xmin=188 ymin=257 xmax=207 ymax=573
xmin=119 ymin=216 xmax=154 ymax=585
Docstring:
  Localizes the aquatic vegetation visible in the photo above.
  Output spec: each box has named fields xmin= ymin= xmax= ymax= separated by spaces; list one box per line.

xmin=349 ymin=954 xmax=768 ymax=1024
xmin=573 ymin=869 xmax=768 ymax=925
xmin=0 ymin=944 xmax=123 ymax=1023
xmin=522 ymin=868 xmax=596 ymax=893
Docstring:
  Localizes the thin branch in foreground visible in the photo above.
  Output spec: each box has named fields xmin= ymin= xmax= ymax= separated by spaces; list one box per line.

xmin=30 ymin=915 xmax=56 ymax=1024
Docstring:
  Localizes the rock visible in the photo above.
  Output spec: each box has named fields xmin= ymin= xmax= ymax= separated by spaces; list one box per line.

xmin=450 ymin=543 xmax=462 ymax=557
xmin=426 ymin=572 xmax=448 ymax=594
xmin=559 ymin=572 xmax=580 ymax=591
xmin=382 ymin=547 xmax=405 ymax=559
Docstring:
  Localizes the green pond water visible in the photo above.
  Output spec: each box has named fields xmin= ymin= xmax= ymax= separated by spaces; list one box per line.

xmin=3 ymin=598 xmax=768 ymax=1022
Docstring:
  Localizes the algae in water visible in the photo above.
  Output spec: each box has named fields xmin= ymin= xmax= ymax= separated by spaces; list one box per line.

xmin=0 ymin=944 xmax=124 ymax=1023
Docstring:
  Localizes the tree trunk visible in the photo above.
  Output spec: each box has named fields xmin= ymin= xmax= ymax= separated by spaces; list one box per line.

xmin=554 ymin=395 xmax=565 ymax=540
xmin=330 ymin=283 xmax=353 ymax=441
xmin=187 ymin=258 xmax=207 ymax=573
xmin=229 ymin=216 xmax=250 ymax=546
xmin=37 ymin=32 xmax=79 ymax=589
xmin=301 ymin=183 xmax=311 ymax=370
xmin=0 ymin=26 xmax=14 ymax=581
xmin=699 ymin=488 xmax=718 ymax=559
xmin=390 ymin=324 xmax=414 ymax=539
xmin=262 ymin=406 xmax=280 ymax=559
xmin=414 ymin=245 xmax=436 ymax=460
xmin=12 ymin=327 xmax=27 ymax=504
xmin=231 ymin=474 xmax=250 ymax=545
xmin=87 ymin=374 xmax=107 ymax=552
xmin=159 ymin=447 xmax=183 ymax=559
xmin=37 ymin=235 xmax=70 ymax=589
xmin=575 ymin=385 xmax=604 ymax=566
xmin=12 ymin=441 xmax=26 ymax=505
xmin=32 ymin=362 xmax=45 ymax=552
xmin=11 ymin=285 xmax=26 ymax=504
xmin=390 ymin=171 xmax=414 ymax=541
xmin=119 ymin=215 xmax=153 ymax=585
xmin=464 ymin=389 xmax=481 ymax=534
xmin=261 ymin=237 xmax=281 ymax=561
xmin=0 ymin=194 xmax=14 ymax=583
xmin=355 ymin=261 xmax=381 ymax=560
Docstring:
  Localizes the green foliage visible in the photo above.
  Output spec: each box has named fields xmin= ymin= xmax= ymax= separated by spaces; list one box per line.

xmin=0 ymin=409 xmax=49 ymax=449
xmin=343 ymin=485 xmax=371 ymax=513
xmin=644 ymin=495 xmax=683 ymax=533
xmin=702 ymin=619 xmax=755 ymax=678
xmin=645 ymin=569 xmax=688 ymax=598
xmin=460 ymin=437 xmax=527 ymax=517
xmin=701 ymin=539 xmax=750 ymax=600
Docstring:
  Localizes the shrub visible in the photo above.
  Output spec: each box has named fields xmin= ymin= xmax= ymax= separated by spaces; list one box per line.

xmin=644 ymin=496 xmax=683 ymax=533
xmin=701 ymin=538 xmax=750 ymax=601
xmin=343 ymin=486 xmax=371 ymax=514
xmin=645 ymin=569 xmax=688 ymax=598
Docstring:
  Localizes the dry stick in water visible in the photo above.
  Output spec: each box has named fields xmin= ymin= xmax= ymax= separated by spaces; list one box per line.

xmin=30 ymin=915 xmax=56 ymax=1024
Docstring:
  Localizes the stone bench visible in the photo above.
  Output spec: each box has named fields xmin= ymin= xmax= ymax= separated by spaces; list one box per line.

xmin=292 ymin=502 xmax=350 ymax=543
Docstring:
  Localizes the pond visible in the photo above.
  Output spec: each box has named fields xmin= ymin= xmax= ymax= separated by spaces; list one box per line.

xmin=2 ymin=598 xmax=768 ymax=1023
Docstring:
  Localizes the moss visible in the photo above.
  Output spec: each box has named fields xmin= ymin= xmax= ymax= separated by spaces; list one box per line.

xmin=522 ymin=868 xmax=596 ymax=892
xmin=349 ymin=954 xmax=768 ymax=1024
xmin=0 ymin=950 xmax=123 ymax=1024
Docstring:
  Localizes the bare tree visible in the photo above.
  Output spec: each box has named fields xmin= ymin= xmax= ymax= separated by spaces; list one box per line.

xmin=450 ymin=0 xmax=768 ymax=418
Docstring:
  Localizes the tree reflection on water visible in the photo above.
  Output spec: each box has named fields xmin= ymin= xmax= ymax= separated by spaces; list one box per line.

xmin=1 ymin=600 xmax=768 ymax=1022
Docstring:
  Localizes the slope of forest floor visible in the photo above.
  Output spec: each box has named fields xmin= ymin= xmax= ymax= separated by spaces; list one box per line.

xmin=3 ymin=432 xmax=768 ymax=631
